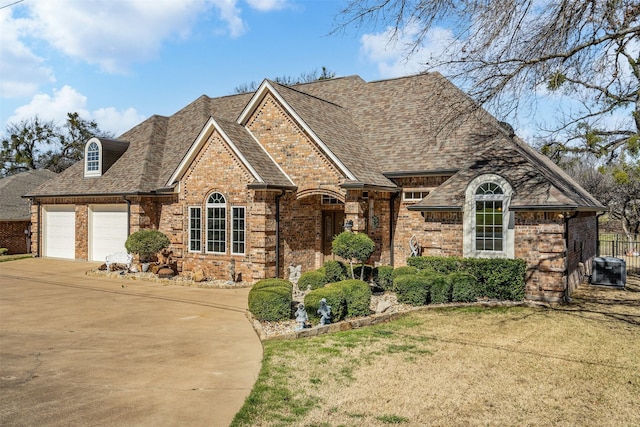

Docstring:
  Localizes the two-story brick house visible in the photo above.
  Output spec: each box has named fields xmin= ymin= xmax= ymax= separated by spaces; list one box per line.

xmin=26 ymin=73 xmax=603 ymax=302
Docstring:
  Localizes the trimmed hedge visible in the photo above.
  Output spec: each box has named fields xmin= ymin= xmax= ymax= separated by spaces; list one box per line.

xmin=248 ymin=279 xmax=293 ymax=322
xmin=304 ymin=286 xmax=346 ymax=323
xmin=406 ymin=256 xmax=526 ymax=301
xmin=324 ymin=260 xmax=347 ymax=283
xmin=392 ymin=265 xmax=418 ymax=279
xmin=304 ymin=279 xmax=372 ymax=322
xmin=336 ymin=279 xmax=372 ymax=317
xmin=450 ymin=272 xmax=479 ymax=302
xmin=373 ymin=265 xmax=394 ymax=291
xmin=429 ymin=273 xmax=452 ymax=304
xmin=393 ymin=274 xmax=431 ymax=306
xmin=298 ymin=270 xmax=328 ymax=290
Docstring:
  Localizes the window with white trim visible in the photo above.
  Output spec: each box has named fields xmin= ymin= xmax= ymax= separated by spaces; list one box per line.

xmin=206 ymin=193 xmax=226 ymax=253
xmin=232 ymin=207 xmax=246 ymax=255
xmin=188 ymin=207 xmax=201 ymax=252
xmin=403 ymin=190 xmax=429 ymax=202
xmin=474 ymin=183 xmax=504 ymax=251
xmin=85 ymin=140 xmax=101 ymax=176
xmin=322 ymin=195 xmax=343 ymax=205
xmin=463 ymin=174 xmax=514 ymax=258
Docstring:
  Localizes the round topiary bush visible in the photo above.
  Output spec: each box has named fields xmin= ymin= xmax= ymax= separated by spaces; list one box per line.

xmin=124 ymin=229 xmax=170 ymax=262
xmin=334 ymin=279 xmax=372 ymax=317
xmin=248 ymin=279 xmax=293 ymax=322
xmin=393 ymin=274 xmax=431 ymax=306
xmin=450 ymin=272 xmax=479 ymax=302
xmin=373 ymin=265 xmax=394 ymax=291
xmin=304 ymin=286 xmax=346 ymax=323
xmin=324 ymin=260 xmax=347 ymax=283
xmin=298 ymin=270 xmax=328 ymax=290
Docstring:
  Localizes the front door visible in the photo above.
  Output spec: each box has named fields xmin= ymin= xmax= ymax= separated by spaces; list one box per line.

xmin=322 ymin=211 xmax=345 ymax=261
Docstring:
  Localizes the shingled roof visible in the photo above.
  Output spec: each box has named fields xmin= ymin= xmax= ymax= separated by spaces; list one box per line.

xmin=0 ymin=169 xmax=57 ymax=220
xmin=25 ymin=73 xmax=604 ymax=211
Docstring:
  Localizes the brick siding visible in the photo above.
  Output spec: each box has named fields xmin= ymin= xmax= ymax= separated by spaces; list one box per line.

xmin=0 ymin=221 xmax=30 ymax=254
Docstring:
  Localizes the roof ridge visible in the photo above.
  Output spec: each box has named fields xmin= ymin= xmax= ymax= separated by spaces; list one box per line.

xmin=268 ymin=80 xmax=346 ymax=108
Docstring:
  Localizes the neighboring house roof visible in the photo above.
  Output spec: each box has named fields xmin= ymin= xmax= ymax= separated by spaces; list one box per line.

xmin=0 ymin=169 xmax=57 ymax=220
xmin=25 ymin=73 xmax=604 ymax=211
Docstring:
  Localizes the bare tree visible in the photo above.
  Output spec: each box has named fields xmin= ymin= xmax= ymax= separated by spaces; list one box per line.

xmin=233 ymin=67 xmax=336 ymax=94
xmin=336 ymin=0 xmax=640 ymax=161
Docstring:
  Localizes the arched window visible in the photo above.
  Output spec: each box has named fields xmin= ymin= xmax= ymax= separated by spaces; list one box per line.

xmin=206 ymin=192 xmax=226 ymax=253
xmin=474 ymin=182 xmax=504 ymax=251
xmin=463 ymin=174 xmax=514 ymax=258
xmin=85 ymin=139 xmax=101 ymax=176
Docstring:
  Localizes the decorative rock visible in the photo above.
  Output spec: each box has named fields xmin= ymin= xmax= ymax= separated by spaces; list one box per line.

xmin=375 ymin=300 xmax=393 ymax=314
xmin=157 ymin=267 xmax=174 ymax=279
xmin=192 ymin=269 xmax=206 ymax=282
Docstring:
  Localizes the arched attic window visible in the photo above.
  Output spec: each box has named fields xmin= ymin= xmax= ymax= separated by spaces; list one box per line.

xmin=463 ymin=174 xmax=514 ymax=258
xmin=84 ymin=139 xmax=102 ymax=177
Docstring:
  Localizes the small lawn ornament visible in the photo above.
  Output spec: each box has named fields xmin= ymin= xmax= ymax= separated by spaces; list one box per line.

xmin=288 ymin=264 xmax=302 ymax=285
xmin=294 ymin=303 xmax=309 ymax=331
xmin=318 ymin=298 xmax=331 ymax=325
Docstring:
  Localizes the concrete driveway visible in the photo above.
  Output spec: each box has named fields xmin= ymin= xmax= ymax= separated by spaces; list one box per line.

xmin=0 ymin=258 xmax=262 ymax=426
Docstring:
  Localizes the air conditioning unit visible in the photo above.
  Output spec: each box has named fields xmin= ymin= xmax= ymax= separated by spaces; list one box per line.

xmin=591 ymin=257 xmax=626 ymax=287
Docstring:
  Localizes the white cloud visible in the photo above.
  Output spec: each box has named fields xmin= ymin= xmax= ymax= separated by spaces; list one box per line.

xmin=245 ymin=0 xmax=288 ymax=11
xmin=7 ymin=86 xmax=144 ymax=136
xmin=0 ymin=9 xmax=55 ymax=98
xmin=360 ymin=22 xmax=460 ymax=78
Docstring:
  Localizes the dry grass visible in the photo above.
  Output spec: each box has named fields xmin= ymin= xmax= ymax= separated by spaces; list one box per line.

xmin=232 ymin=280 xmax=640 ymax=427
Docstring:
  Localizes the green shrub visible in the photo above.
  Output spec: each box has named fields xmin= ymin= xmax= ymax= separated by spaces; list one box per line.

xmin=251 ymin=278 xmax=293 ymax=291
xmin=298 ymin=270 xmax=328 ymax=290
xmin=324 ymin=260 xmax=347 ymax=283
xmin=373 ymin=265 xmax=394 ymax=291
xmin=428 ymin=273 xmax=452 ymax=304
xmin=393 ymin=274 xmax=430 ymax=306
xmin=392 ymin=266 xmax=418 ymax=279
xmin=124 ymin=229 xmax=170 ymax=262
xmin=335 ymin=279 xmax=372 ymax=317
xmin=332 ymin=232 xmax=375 ymax=279
xmin=462 ymin=258 xmax=526 ymax=300
xmin=407 ymin=256 xmax=463 ymax=274
xmin=450 ymin=272 xmax=479 ymax=303
xmin=0 ymin=248 xmax=8 ymax=256
xmin=304 ymin=286 xmax=346 ymax=323
xmin=248 ymin=280 xmax=293 ymax=322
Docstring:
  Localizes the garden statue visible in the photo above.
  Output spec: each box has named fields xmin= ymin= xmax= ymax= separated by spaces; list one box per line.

xmin=227 ymin=259 xmax=236 ymax=284
xmin=288 ymin=264 xmax=301 ymax=285
xmin=294 ymin=303 xmax=308 ymax=331
xmin=318 ymin=298 xmax=331 ymax=325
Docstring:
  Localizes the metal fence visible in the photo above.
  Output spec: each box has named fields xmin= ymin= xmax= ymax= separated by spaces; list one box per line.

xmin=597 ymin=235 xmax=640 ymax=274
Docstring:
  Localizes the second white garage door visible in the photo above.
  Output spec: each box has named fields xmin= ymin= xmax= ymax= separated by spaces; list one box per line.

xmin=90 ymin=205 xmax=128 ymax=262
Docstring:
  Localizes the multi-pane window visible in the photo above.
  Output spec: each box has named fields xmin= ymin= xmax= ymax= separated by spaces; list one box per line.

xmin=475 ymin=183 xmax=503 ymax=251
xmin=206 ymin=193 xmax=226 ymax=253
xmin=189 ymin=207 xmax=201 ymax=252
xmin=232 ymin=207 xmax=246 ymax=255
xmin=403 ymin=191 xmax=429 ymax=202
xmin=86 ymin=141 xmax=100 ymax=172
xmin=321 ymin=195 xmax=343 ymax=205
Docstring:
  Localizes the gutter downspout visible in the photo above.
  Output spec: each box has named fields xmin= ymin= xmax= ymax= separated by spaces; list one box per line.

xmin=122 ymin=196 xmax=131 ymax=236
xmin=389 ymin=193 xmax=400 ymax=266
xmin=563 ymin=211 xmax=580 ymax=303
xmin=36 ymin=201 xmax=41 ymax=257
xmin=275 ymin=191 xmax=283 ymax=279
xmin=595 ymin=211 xmax=607 ymax=257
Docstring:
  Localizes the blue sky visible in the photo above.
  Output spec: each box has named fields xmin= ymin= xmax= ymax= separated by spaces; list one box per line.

xmin=2 ymin=0 xmax=432 ymax=137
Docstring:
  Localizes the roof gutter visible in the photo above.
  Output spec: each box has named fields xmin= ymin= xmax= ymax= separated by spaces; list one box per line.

xmin=407 ymin=205 xmax=463 ymax=212
xmin=340 ymin=182 xmax=400 ymax=192
xmin=247 ymin=183 xmax=298 ymax=191
xmin=23 ymin=191 xmax=177 ymax=199
xmin=383 ymin=169 xmax=459 ymax=178
xmin=508 ymin=205 xmax=602 ymax=212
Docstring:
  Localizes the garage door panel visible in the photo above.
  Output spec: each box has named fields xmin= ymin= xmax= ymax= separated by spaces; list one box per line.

xmin=44 ymin=206 xmax=75 ymax=259
xmin=90 ymin=205 xmax=128 ymax=262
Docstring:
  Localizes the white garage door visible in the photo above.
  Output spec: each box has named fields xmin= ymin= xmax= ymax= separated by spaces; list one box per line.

xmin=44 ymin=206 xmax=76 ymax=259
xmin=90 ymin=205 xmax=128 ymax=262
